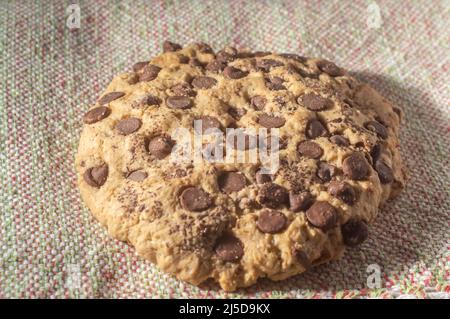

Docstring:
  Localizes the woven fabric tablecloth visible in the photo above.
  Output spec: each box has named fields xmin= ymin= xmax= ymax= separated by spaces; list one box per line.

xmin=0 ymin=0 xmax=449 ymax=299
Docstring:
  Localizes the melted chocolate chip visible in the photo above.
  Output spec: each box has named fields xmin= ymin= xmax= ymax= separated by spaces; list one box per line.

xmin=227 ymin=106 xmax=247 ymax=120
xmin=306 ymin=119 xmax=328 ymax=139
xmin=83 ymin=107 xmax=111 ymax=124
xmin=116 ymin=117 xmax=142 ymax=135
xmin=83 ymin=164 xmax=108 ymax=188
xmin=289 ymin=191 xmax=314 ymax=212
xmin=279 ymin=53 xmax=307 ymax=63
xmin=163 ymin=40 xmax=182 ymax=52
xmin=98 ymin=92 xmax=125 ymax=105
xmin=170 ymin=83 xmax=196 ymax=97
xmin=147 ymin=135 xmax=174 ymax=159
xmin=343 ymin=153 xmax=370 ymax=180
xmin=317 ymin=162 xmax=338 ymax=182
xmin=214 ymin=234 xmax=244 ymax=262
xmin=206 ymin=59 xmax=227 ymax=73
xmin=365 ymin=121 xmax=388 ymax=139
xmin=257 ymin=210 xmax=287 ymax=234
xmin=223 ymin=66 xmax=248 ymax=79
xmin=126 ymin=170 xmax=148 ymax=181
xmin=330 ymin=135 xmax=350 ymax=146
xmin=341 ymin=219 xmax=369 ymax=246
xmin=218 ymin=171 xmax=246 ymax=194
xmin=132 ymin=61 xmax=149 ymax=72
xmin=192 ymin=76 xmax=217 ymax=89
xmin=300 ymin=93 xmax=332 ymax=111
xmin=166 ymin=96 xmax=193 ymax=109
xmin=375 ymin=160 xmax=393 ymax=184
xmin=255 ymin=171 xmax=272 ymax=184
xmin=195 ymin=42 xmax=214 ymax=54
xmin=258 ymin=114 xmax=286 ymax=128
xmin=265 ymin=76 xmax=286 ymax=90
xmin=256 ymin=59 xmax=284 ymax=72
xmin=328 ymin=181 xmax=356 ymax=205
xmin=306 ymin=201 xmax=338 ymax=230
xmin=180 ymin=187 xmax=212 ymax=212
xmin=258 ymin=183 xmax=289 ymax=208
xmin=250 ymin=95 xmax=267 ymax=110
xmin=317 ymin=60 xmax=345 ymax=77
xmin=139 ymin=65 xmax=161 ymax=82
xmin=297 ymin=141 xmax=323 ymax=159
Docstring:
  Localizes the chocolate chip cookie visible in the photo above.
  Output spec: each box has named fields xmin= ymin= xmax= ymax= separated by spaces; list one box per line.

xmin=76 ymin=41 xmax=407 ymax=291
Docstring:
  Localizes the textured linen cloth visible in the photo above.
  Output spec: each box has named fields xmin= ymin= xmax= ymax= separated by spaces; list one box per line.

xmin=0 ymin=0 xmax=449 ymax=299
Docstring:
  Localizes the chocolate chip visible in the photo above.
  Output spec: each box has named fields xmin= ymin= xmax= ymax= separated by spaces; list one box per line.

xmin=139 ymin=64 xmax=161 ymax=82
xmin=180 ymin=187 xmax=212 ymax=212
xmin=306 ymin=119 xmax=328 ymax=139
xmin=258 ymin=114 xmax=286 ymax=128
xmin=250 ymin=95 xmax=267 ymax=110
xmin=289 ymin=191 xmax=314 ymax=212
xmin=365 ymin=121 xmax=388 ymax=139
xmin=166 ymin=96 xmax=193 ymax=109
xmin=256 ymin=59 xmax=284 ymax=72
xmin=214 ymin=234 xmax=243 ymax=262
xmin=170 ymin=83 xmax=196 ymax=97
xmin=98 ymin=92 xmax=125 ymax=105
xmin=343 ymin=153 xmax=370 ymax=180
xmin=328 ymin=181 xmax=356 ymax=205
xmin=227 ymin=107 xmax=247 ymax=120
xmin=306 ymin=201 xmax=338 ymax=230
xmin=206 ymin=59 xmax=227 ymax=73
xmin=194 ymin=116 xmax=222 ymax=134
xmin=317 ymin=162 xmax=338 ymax=182
xmin=370 ymin=144 xmax=382 ymax=163
xmin=297 ymin=141 xmax=323 ymax=159
xmin=190 ymin=58 xmax=204 ymax=68
xmin=147 ymin=135 xmax=174 ymax=159
xmin=258 ymin=183 xmax=289 ymax=208
xmin=317 ymin=60 xmax=344 ymax=77
xmin=195 ymin=42 xmax=213 ymax=54
xmin=300 ymin=93 xmax=332 ymax=111
xmin=253 ymin=51 xmax=271 ymax=57
xmin=279 ymin=53 xmax=307 ymax=63
xmin=132 ymin=61 xmax=149 ymax=72
xmin=223 ymin=66 xmax=248 ymax=79
xmin=163 ymin=40 xmax=182 ymax=52
xmin=257 ymin=210 xmax=287 ymax=234
xmin=116 ymin=117 xmax=142 ymax=135
xmin=375 ymin=160 xmax=393 ymax=184
xmin=177 ymin=54 xmax=190 ymax=64
xmin=132 ymin=95 xmax=161 ymax=108
xmin=216 ymin=47 xmax=237 ymax=63
xmin=341 ymin=219 xmax=368 ymax=246
xmin=265 ymin=76 xmax=286 ymax=90
xmin=255 ymin=171 xmax=272 ymax=184
xmin=83 ymin=107 xmax=111 ymax=124
xmin=144 ymin=95 xmax=161 ymax=106
xmin=83 ymin=164 xmax=108 ymax=188
xmin=126 ymin=170 xmax=148 ymax=181
xmin=330 ymin=135 xmax=350 ymax=146
xmin=218 ymin=171 xmax=246 ymax=194
xmin=192 ymin=76 xmax=217 ymax=89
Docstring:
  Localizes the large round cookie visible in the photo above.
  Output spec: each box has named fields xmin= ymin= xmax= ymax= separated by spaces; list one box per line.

xmin=76 ymin=41 xmax=407 ymax=291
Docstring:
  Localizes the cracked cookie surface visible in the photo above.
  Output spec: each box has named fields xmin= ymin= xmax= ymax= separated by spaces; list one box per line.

xmin=76 ymin=41 xmax=407 ymax=291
